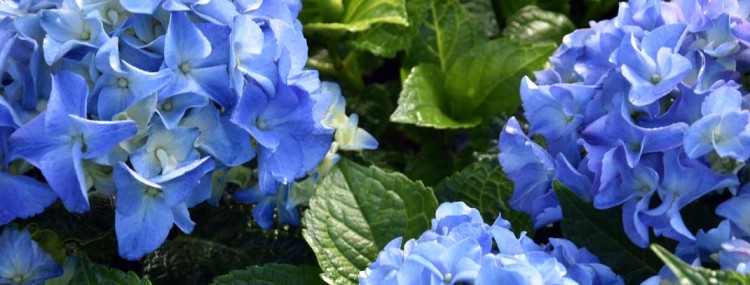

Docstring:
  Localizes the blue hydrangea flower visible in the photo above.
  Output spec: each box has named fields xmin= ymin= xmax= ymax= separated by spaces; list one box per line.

xmin=499 ymin=0 xmax=750 ymax=253
xmin=92 ymin=37 xmax=172 ymax=120
xmin=0 ymin=227 xmax=62 ymax=284
xmin=8 ymin=72 xmax=137 ymax=213
xmin=360 ymin=202 xmax=622 ymax=285
xmin=114 ymin=157 xmax=214 ymax=260
xmin=159 ymin=11 xmax=234 ymax=109
xmin=39 ymin=6 xmax=109 ymax=64
xmin=498 ymin=117 xmax=558 ymax=227
xmin=0 ymin=0 xmax=349 ymax=261
xmin=683 ymin=86 xmax=750 ymax=161
xmin=617 ymin=23 xmax=691 ymax=106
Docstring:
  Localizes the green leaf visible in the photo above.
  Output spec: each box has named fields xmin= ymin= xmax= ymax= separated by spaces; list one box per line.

xmin=303 ymin=0 xmax=408 ymax=33
xmin=445 ymin=38 xmax=555 ymax=117
xmin=405 ymin=0 xmax=486 ymax=70
xmin=212 ymin=264 xmax=326 ymax=285
xmin=554 ymin=182 xmax=662 ymax=284
xmin=69 ymin=254 xmax=151 ymax=285
xmin=502 ymin=5 xmax=574 ymax=44
xmin=390 ymin=64 xmax=482 ymax=129
xmin=651 ymin=244 xmax=750 ymax=285
xmin=303 ymin=159 xmax=439 ymax=284
xmin=353 ymin=0 xmax=431 ymax=57
xmin=434 ymin=159 xmax=533 ymax=234
xmin=460 ymin=0 xmax=501 ymax=37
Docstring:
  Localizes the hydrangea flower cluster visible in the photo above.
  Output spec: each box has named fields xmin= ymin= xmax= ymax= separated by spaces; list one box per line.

xmin=359 ymin=202 xmax=622 ymax=285
xmin=499 ymin=0 xmax=750 ymax=251
xmin=0 ymin=0 xmax=375 ymax=260
xmin=0 ymin=227 xmax=62 ymax=284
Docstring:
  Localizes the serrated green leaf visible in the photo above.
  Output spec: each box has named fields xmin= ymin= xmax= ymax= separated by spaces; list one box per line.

xmin=445 ymin=38 xmax=555 ymax=118
xmin=353 ymin=0 xmax=431 ymax=57
xmin=502 ymin=5 xmax=574 ymax=44
xmin=303 ymin=0 xmax=408 ymax=33
xmin=651 ymin=244 xmax=750 ymax=285
xmin=303 ymin=159 xmax=439 ymax=284
xmin=554 ymin=182 xmax=661 ymax=284
xmin=405 ymin=0 xmax=486 ymax=70
xmin=434 ymin=159 xmax=533 ymax=234
xmin=69 ymin=254 xmax=150 ymax=285
xmin=211 ymin=264 xmax=326 ymax=285
xmin=390 ymin=64 xmax=482 ymax=129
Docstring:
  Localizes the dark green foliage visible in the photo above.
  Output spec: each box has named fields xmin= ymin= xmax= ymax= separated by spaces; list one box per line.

xmin=434 ymin=159 xmax=533 ymax=234
xmin=212 ymin=264 xmax=326 ymax=285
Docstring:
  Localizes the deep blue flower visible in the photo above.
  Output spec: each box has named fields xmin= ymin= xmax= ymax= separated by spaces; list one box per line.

xmin=498 ymin=117 xmax=557 ymax=227
xmin=231 ymin=80 xmax=330 ymax=194
xmin=229 ymin=14 xmax=277 ymax=95
xmin=617 ymin=23 xmax=691 ymax=106
xmin=582 ymin=105 xmax=687 ymax=168
xmin=8 ymin=72 xmax=137 ymax=213
xmin=640 ymin=149 xmax=737 ymax=243
xmin=114 ymin=157 xmax=214 ymax=260
xmin=160 ymin=11 xmax=234 ymax=109
xmin=92 ymin=37 xmax=172 ymax=120
xmin=683 ymin=86 xmax=750 ymax=161
xmin=545 ymin=238 xmax=623 ymax=285
xmin=520 ymin=78 xmax=597 ymax=141
xmin=154 ymin=92 xmax=208 ymax=130
xmin=717 ymin=195 xmax=750 ymax=238
xmin=0 ymin=227 xmax=62 ymax=284
xmin=179 ymin=104 xmax=255 ymax=167
xmin=234 ymin=184 xmax=300 ymax=229
xmin=0 ymin=172 xmax=57 ymax=226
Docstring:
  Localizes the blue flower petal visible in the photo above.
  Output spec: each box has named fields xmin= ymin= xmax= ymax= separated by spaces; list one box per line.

xmin=115 ymin=199 xmax=173 ymax=260
xmin=0 ymin=172 xmax=56 ymax=225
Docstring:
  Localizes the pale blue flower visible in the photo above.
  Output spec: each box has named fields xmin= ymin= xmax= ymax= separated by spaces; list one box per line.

xmin=0 ymin=227 xmax=62 ymax=284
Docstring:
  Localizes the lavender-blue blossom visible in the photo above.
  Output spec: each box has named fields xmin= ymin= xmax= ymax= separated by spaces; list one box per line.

xmin=359 ymin=202 xmax=622 ymax=285
xmin=498 ymin=0 xmax=750 ymax=252
xmin=0 ymin=0 xmax=350 ymax=260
